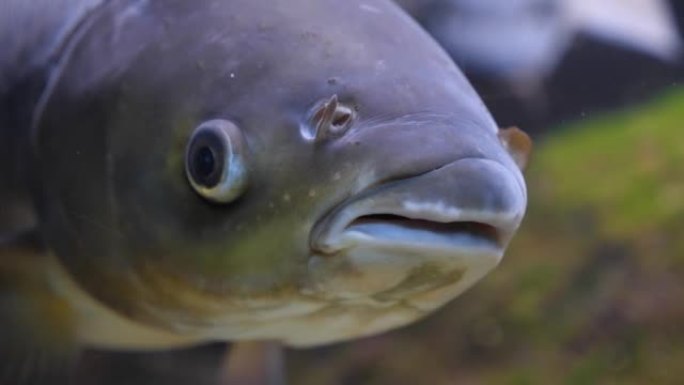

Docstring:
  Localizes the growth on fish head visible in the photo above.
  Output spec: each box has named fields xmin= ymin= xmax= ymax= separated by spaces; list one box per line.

xmin=32 ymin=0 xmax=530 ymax=347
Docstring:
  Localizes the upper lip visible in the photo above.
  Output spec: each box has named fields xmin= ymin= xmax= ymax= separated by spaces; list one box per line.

xmin=310 ymin=157 xmax=526 ymax=256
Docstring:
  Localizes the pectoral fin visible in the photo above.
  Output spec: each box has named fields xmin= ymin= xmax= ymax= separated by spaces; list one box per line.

xmin=0 ymin=230 xmax=79 ymax=385
xmin=498 ymin=126 xmax=533 ymax=171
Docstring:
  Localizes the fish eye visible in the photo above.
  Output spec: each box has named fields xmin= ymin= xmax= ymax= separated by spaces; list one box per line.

xmin=185 ymin=120 xmax=248 ymax=203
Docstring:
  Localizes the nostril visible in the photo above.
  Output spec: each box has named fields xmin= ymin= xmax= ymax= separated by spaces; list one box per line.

xmin=331 ymin=105 xmax=354 ymax=132
xmin=302 ymin=94 xmax=356 ymax=142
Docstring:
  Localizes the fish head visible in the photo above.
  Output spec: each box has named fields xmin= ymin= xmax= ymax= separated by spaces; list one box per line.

xmin=33 ymin=0 xmax=530 ymax=346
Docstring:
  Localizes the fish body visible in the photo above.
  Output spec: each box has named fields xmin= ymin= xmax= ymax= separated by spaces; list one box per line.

xmin=0 ymin=0 xmax=529 ymax=372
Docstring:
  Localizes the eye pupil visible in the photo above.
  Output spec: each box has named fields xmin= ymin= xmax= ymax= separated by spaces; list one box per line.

xmin=194 ymin=146 xmax=216 ymax=179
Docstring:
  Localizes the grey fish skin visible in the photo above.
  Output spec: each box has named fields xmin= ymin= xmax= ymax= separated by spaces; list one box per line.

xmin=1 ymin=0 xmax=105 ymax=233
xmin=1 ymin=0 xmax=529 ymax=355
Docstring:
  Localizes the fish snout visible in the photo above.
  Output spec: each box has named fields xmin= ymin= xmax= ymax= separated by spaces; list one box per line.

xmin=308 ymin=157 xmax=526 ymax=303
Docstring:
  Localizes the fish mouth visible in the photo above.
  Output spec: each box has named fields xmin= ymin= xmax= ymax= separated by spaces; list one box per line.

xmin=344 ymin=214 xmax=502 ymax=252
xmin=308 ymin=157 xmax=526 ymax=301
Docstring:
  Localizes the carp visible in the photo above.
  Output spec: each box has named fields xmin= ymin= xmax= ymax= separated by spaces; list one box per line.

xmin=0 ymin=0 xmax=531 ymax=382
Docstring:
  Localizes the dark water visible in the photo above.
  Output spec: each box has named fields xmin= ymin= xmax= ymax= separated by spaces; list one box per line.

xmin=477 ymin=35 xmax=684 ymax=137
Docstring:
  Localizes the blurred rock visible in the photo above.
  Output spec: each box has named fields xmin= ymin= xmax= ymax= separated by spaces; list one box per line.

xmin=398 ymin=0 xmax=680 ymax=80
xmin=396 ymin=0 xmax=684 ymax=136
